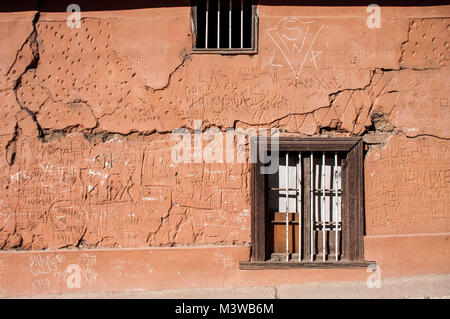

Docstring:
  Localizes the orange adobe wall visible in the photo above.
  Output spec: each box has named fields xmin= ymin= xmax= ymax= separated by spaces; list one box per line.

xmin=0 ymin=1 xmax=448 ymax=297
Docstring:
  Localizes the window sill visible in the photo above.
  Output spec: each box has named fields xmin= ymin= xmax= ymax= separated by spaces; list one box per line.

xmin=191 ymin=48 xmax=258 ymax=55
xmin=239 ymin=261 xmax=376 ymax=270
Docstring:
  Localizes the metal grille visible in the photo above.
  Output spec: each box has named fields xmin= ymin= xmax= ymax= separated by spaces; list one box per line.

xmin=268 ymin=151 xmax=342 ymax=262
xmin=194 ymin=0 xmax=255 ymax=50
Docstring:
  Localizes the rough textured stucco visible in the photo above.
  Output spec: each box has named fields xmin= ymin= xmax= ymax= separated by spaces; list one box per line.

xmin=365 ymin=135 xmax=449 ymax=235
xmin=0 ymin=5 xmax=449 ymax=255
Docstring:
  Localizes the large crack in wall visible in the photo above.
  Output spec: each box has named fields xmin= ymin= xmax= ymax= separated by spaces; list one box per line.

xmin=6 ymin=12 xmax=43 ymax=167
xmin=6 ymin=14 xmax=450 ymax=145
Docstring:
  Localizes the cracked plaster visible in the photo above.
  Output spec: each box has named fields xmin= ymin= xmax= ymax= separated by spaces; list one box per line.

xmin=0 ymin=5 xmax=448 ymax=250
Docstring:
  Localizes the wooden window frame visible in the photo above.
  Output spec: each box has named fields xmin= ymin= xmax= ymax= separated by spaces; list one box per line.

xmin=190 ymin=0 xmax=259 ymax=54
xmin=240 ymin=137 xmax=373 ymax=269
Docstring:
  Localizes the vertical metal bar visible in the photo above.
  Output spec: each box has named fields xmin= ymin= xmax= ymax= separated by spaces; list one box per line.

xmin=310 ymin=153 xmax=314 ymax=261
xmin=338 ymin=165 xmax=341 ymax=261
xmin=334 ymin=152 xmax=339 ymax=261
xmin=205 ymin=0 xmax=209 ymax=48
xmin=338 ymin=162 xmax=341 ymax=260
xmin=217 ymin=0 xmax=221 ymax=48
xmin=298 ymin=153 xmax=302 ymax=261
xmin=240 ymin=0 xmax=243 ymax=48
xmin=229 ymin=0 xmax=232 ymax=48
xmin=285 ymin=152 xmax=289 ymax=262
xmin=322 ymin=152 xmax=326 ymax=262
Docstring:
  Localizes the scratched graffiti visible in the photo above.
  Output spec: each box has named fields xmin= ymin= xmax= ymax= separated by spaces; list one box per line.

xmin=28 ymin=254 xmax=65 ymax=277
xmin=0 ymin=134 xmax=252 ymax=249
xmin=365 ymin=136 xmax=450 ymax=235
xmin=266 ymin=18 xmax=325 ymax=80
xmin=27 ymin=253 xmax=98 ymax=290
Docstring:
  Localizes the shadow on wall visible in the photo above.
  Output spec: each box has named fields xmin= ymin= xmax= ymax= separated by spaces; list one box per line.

xmin=0 ymin=0 xmax=449 ymax=12
xmin=0 ymin=1 xmax=189 ymax=12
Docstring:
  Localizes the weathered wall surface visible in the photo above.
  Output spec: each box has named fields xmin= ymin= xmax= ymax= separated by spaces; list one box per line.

xmin=0 ymin=3 xmax=449 ymax=296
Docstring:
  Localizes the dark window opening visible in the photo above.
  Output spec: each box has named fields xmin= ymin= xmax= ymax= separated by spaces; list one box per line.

xmin=192 ymin=0 xmax=257 ymax=51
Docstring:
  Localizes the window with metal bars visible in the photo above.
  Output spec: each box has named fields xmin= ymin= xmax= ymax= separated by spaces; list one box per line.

xmin=268 ymin=151 xmax=343 ymax=262
xmin=191 ymin=0 xmax=258 ymax=53
xmin=242 ymin=137 xmax=369 ymax=268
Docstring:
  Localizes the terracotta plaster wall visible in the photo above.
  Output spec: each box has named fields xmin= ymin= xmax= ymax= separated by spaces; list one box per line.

xmin=0 ymin=3 xmax=449 ymax=294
